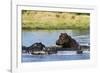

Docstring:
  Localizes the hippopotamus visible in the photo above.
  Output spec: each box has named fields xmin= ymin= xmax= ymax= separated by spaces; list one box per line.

xmin=29 ymin=42 xmax=46 ymax=52
xmin=56 ymin=33 xmax=82 ymax=54
xmin=22 ymin=42 xmax=46 ymax=54
xmin=22 ymin=46 xmax=30 ymax=53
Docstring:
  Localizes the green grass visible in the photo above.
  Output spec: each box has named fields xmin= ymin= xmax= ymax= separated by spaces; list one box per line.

xmin=22 ymin=11 xmax=90 ymax=30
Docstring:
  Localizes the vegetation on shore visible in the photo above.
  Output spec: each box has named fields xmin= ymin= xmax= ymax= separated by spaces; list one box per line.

xmin=22 ymin=10 xmax=90 ymax=30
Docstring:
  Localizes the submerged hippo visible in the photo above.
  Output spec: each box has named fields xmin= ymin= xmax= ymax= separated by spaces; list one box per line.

xmin=22 ymin=42 xmax=58 ymax=55
xmin=56 ymin=33 xmax=82 ymax=54
xmin=29 ymin=43 xmax=57 ymax=55
xmin=22 ymin=42 xmax=46 ymax=54
xmin=22 ymin=46 xmax=29 ymax=53
xmin=29 ymin=42 xmax=46 ymax=51
xmin=28 ymin=42 xmax=46 ymax=55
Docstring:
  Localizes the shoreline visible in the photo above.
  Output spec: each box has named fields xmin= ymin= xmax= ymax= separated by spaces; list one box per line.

xmin=22 ymin=27 xmax=89 ymax=30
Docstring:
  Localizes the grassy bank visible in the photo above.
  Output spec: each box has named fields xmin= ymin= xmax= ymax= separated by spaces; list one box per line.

xmin=22 ymin=10 xmax=90 ymax=30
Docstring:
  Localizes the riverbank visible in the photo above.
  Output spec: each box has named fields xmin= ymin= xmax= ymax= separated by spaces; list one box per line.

xmin=22 ymin=11 xmax=90 ymax=30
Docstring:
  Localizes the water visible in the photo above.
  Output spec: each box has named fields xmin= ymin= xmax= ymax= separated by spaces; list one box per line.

xmin=22 ymin=29 xmax=90 ymax=62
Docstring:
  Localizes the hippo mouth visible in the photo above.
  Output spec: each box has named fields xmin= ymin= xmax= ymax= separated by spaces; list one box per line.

xmin=56 ymin=45 xmax=62 ymax=48
xmin=56 ymin=41 xmax=65 ymax=46
xmin=55 ymin=44 xmax=62 ymax=48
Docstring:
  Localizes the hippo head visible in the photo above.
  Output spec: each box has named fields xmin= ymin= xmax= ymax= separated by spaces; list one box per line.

xmin=56 ymin=33 xmax=71 ymax=46
xmin=32 ymin=42 xmax=45 ymax=49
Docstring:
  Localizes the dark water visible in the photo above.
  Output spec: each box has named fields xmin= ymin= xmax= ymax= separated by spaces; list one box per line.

xmin=22 ymin=29 xmax=90 ymax=62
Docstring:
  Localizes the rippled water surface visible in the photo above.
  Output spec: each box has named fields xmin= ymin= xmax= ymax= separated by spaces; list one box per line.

xmin=22 ymin=29 xmax=90 ymax=62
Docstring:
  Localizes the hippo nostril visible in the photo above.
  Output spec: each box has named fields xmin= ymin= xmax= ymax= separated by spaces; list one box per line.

xmin=56 ymin=40 xmax=60 ymax=45
xmin=56 ymin=42 xmax=58 ymax=45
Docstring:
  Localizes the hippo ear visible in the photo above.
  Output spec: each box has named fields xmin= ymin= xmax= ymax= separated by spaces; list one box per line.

xmin=39 ymin=42 xmax=42 ymax=44
xmin=65 ymin=33 xmax=68 ymax=35
xmin=64 ymin=33 xmax=67 ymax=34
xmin=61 ymin=33 xmax=64 ymax=34
xmin=68 ymin=35 xmax=72 ymax=39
